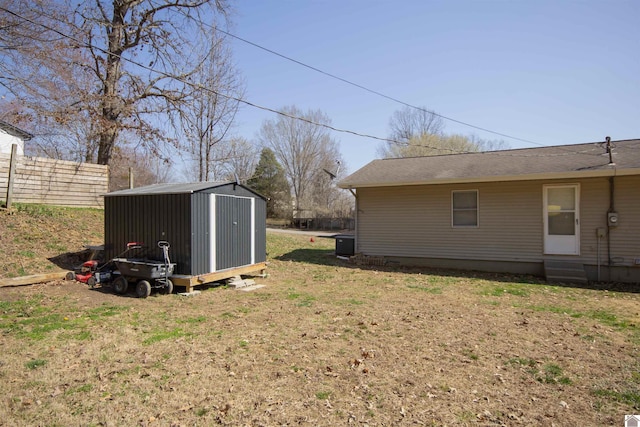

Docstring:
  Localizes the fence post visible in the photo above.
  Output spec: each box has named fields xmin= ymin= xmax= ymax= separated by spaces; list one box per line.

xmin=5 ymin=144 xmax=18 ymax=209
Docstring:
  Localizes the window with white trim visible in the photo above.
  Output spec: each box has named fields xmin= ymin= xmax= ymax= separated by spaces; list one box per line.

xmin=452 ymin=190 xmax=478 ymax=227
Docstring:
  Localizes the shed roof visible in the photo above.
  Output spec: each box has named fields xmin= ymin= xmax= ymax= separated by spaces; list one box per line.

xmin=338 ymin=138 xmax=640 ymax=189
xmin=106 ymin=181 xmax=264 ymax=198
xmin=0 ymin=120 xmax=33 ymax=140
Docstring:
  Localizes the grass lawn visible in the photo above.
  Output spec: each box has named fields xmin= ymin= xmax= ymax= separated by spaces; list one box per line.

xmin=0 ymin=230 xmax=639 ymax=426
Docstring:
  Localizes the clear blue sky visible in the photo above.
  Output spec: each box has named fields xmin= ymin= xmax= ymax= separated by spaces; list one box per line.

xmin=228 ymin=0 xmax=639 ymax=174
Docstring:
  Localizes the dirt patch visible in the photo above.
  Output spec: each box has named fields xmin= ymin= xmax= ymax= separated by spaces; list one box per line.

xmin=0 ymin=231 xmax=638 ymax=426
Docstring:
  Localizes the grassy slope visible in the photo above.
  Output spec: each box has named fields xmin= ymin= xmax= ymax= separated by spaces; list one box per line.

xmin=0 ymin=204 xmax=104 ymax=279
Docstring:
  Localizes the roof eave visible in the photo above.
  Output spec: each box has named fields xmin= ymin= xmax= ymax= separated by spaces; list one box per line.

xmin=338 ymin=167 xmax=640 ymax=189
xmin=0 ymin=121 xmax=33 ymax=140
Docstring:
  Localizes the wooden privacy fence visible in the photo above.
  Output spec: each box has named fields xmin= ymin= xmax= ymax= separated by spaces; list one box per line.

xmin=0 ymin=144 xmax=108 ymax=208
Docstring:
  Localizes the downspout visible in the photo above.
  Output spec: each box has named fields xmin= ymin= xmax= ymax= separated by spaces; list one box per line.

xmin=605 ymin=136 xmax=616 ymax=272
xmin=348 ymin=188 xmax=358 ymax=253
xmin=597 ymin=230 xmax=601 ymax=282
xmin=607 ymin=176 xmax=614 ymax=267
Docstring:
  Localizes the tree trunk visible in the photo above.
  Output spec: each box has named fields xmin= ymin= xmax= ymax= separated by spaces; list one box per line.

xmin=96 ymin=1 xmax=127 ymax=166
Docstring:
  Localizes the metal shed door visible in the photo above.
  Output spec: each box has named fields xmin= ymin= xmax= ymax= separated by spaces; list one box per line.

xmin=211 ymin=195 xmax=255 ymax=271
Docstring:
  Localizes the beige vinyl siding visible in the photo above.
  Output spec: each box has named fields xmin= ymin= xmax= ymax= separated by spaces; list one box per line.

xmin=357 ymin=181 xmax=543 ymax=262
xmin=609 ymin=175 xmax=640 ymax=266
xmin=356 ymin=177 xmax=635 ymax=266
xmin=576 ymin=178 xmax=608 ymax=265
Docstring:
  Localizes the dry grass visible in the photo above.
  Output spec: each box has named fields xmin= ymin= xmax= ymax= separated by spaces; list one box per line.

xmin=0 ymin=204 xmax=104 ymax=278
xmin=1 ymin=208 xmax=639 ymax=426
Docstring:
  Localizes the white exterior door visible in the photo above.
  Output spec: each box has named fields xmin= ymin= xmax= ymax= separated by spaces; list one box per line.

xmin=543 ymin=184 xmax=580 ymax=255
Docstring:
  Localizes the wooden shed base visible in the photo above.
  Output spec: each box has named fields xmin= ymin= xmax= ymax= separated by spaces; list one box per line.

xmin=170 ymin=262 xmax=268 ymax=293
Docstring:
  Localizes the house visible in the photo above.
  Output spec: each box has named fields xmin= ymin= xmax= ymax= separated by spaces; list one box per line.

xmin=338 ymin=138 xmax=640 ymax=283
xmin=0 ymin=120 xmax=32 ymax=155
xmin=104 ymin=181 xmax=267 ymax=292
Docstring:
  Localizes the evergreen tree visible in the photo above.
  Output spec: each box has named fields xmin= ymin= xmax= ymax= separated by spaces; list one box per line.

xmin=248 ymin=148 xmax=292 ymax=219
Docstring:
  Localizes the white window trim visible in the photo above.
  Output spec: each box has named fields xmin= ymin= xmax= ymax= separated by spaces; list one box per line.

xmin=209 ymin=194 xmax=216 ymax=272
xmin=451 ymin=189 xmax=479 ymax=228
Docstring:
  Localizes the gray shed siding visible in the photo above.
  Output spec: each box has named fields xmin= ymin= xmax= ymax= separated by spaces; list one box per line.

xmin=254 ymin=198 xmax=267 ymax=264
xmin=355 ymin=176 xmax=639 ymax=272
xmin=105 ymin=182 xmax=267 ymax=277
xmin=104 ymin=193 xmax=193 ymax=275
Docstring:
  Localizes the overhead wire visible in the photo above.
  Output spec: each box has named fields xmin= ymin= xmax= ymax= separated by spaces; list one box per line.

xmin=1 ymin=6 xmax=616 ymax=159
xmin=191 ymin=19 xmax=610 ymax=156
xmin=213 ymin=27 xmax=545 ymax=147
xmin=0 ymin=6 xmax=465 ymax=155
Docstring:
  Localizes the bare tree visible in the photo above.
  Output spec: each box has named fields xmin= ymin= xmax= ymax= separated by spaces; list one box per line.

xmin=178 ymin=31 xmax=244 ymax=181
xmin=258 ymin=106 xmax=342 ymax=216
xmin=220 ymin=137 xmax=259 ymax=183
xmin=388 ymin=106 xmax=444 ymax=143
xmin=379 ymin=106 xmax=507 ymax=158
xmin=1 ymin=1 xmax=102 ymax=161
xmin=0 ymin=0 xmax=231 ymax=166
xmin=108 ymin=145 xmax=171 ymax=191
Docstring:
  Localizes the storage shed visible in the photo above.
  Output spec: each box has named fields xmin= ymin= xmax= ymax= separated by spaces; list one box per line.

xmin=104 ymin=182 xmax=267 ymax=292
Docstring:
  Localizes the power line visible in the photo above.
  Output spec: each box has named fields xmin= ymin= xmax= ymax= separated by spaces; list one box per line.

xmin=1 ymin=6 xmax=612 ymax=159
xmin=214 ymin=26 xmax=546 ymax=147
xmin=0 ymin=6 xmax=466 ymax=155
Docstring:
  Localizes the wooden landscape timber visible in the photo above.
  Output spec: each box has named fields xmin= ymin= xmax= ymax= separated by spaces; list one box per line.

xmin=0 ymin=263 xmax=267 ymax=293
xmin=170 ymin=262 xmax=268 ymax=293
xmin=0 ymin=271 xmax=69 ymax=287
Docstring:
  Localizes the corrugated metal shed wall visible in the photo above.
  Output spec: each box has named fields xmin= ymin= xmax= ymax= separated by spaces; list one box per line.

xmin=105 ymin=182 xmax=266 ymax=277
xmin=254 ymin=197 xmax=267 ymax=263
xmin=190 ymin=192 xmax=211 ymax=275
xmin=104 ymin=193 xmax=193 ymax=275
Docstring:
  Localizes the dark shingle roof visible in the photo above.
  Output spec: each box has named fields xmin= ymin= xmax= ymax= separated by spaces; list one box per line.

xmin=338 ymin=139 xmax=640 ymax=189
xmin=0 ymin=120 xmax=33 ymax=140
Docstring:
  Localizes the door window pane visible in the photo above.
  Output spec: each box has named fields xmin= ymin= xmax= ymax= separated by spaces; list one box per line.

xmin=548 ymin=187 xmax=575 ymax=211
xmin=548 ymin=212 xmax=575 ymax=235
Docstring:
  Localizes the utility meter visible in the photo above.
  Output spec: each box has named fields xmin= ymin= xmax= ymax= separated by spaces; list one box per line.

xmin=607 ymin=212 xmax=619 ymax=227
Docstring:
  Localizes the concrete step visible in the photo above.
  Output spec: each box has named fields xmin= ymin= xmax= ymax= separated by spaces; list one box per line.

xmin=544 ymin=260 xmax=588 ymax=284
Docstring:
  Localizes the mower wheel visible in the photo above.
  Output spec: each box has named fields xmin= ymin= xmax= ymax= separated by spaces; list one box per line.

xmin=65 ymin=271 xmax=76 ymax=281
xmin=87 ymin=276 xmax=97 ymax=288
xmin=161 ymin=279 xmax=173 ymax=295
xmin=136 ymin=280 xmax=151 ymax=298
xmin=113 ymin=277 xmax=128 ymax=295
